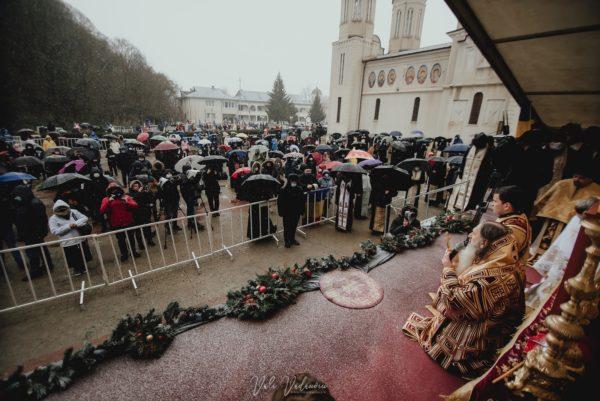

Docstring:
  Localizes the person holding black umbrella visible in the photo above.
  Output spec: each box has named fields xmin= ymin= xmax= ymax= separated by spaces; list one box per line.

xmin=277 ymin=174 xmax=304 ymax=248
xmin=203 ymin=166 xmax=221 ymax=214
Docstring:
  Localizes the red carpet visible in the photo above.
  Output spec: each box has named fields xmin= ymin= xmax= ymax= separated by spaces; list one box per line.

xmin=48 ymin=236 xmax=466 ymax=401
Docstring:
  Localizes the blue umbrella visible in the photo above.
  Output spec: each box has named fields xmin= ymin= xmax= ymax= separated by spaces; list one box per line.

xmin=446 ymin=155 xmax=464 ymax=165
xmin=444 ymin=144 xmax=469 ymax=153
xmin=226 ymin=149 xmax=248 ymax=158
xmin=358 ymin=158 xmax=383 ymax=169
xmin=0 ymin=172 xmax=36 ymax=183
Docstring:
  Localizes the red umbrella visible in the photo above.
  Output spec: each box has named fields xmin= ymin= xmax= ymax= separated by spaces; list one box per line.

xmin=153 ymin=141 xmax=179 ymax=151
xmin=231 ymin=167 xmax=251 ymax=179
xmin=310 ymin=151 xmax=323 ymax=165
xmin=137 ymin=132 xmax=149 ymax=142
xmin=219 ymin=144 xmax=232 ymax=152
xmin=345 ymin=149 xmax=373 ymax=160
xmin=319 ymin=161 xmax=342 ymax=171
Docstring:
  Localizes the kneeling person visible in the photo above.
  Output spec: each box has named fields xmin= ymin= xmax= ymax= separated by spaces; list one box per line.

xmin=403 ymin=222 xmax=525 ymax=377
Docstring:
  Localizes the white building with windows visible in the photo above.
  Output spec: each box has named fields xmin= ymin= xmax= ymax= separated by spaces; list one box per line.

xmin=179 ymin=86 xmax=312 ymax=125
xmin=327 ymin=0 xmax=520 ymax=139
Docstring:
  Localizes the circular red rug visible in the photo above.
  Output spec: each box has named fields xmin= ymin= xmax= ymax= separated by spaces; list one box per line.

xmin=319 ymin=270 xmax=384 ymax=309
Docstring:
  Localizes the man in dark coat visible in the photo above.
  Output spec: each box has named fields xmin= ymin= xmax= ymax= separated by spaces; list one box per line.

xmin=10 ymin=185 xmax=54 ymax=278
xmin=129 ymin=180 xmax=156 ymax=248
xmin=277 ymin=174 xmax=305 ymax=248
xmin=203 ymin=166 xmax=221 ymax=214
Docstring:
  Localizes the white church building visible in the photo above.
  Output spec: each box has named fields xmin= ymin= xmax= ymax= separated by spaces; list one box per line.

xmin=327 ymin=0 xmax=521 ymax=139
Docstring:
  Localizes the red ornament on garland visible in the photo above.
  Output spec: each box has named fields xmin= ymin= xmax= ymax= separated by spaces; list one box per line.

xmin=271 ymin=273 xmax=279 ymax=280
xmin=303 ymin=270 xmax=312 ymax=278
xmin=258 ymin=285 xmax=267 ymax=294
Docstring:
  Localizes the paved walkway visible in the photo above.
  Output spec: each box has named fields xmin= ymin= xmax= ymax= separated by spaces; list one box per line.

xmin=47 ymin=235 xmax=466 ymax=401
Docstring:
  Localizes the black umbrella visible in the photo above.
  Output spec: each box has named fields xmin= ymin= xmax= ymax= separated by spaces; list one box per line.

xmin=240 ymin=174 xmax=281 ymax=201
xmin=303 ymin=144 xmax=316 ymax=151
xmin=13 ymin=156 xmax=43 ymax=168
xmin=75 ymin=138 xmax=101 ymax=149
xmin=38 ymin=173 xmax=91 ymax=191
xmin=268 ymin=150 xmax=284 ymax=159
xmin=333 ymin=148 xmax=350 ymax=159
xmin=389 ymin=131 xmax=402 ymax=137
xmin=371 ymin=165 xmax=412 ymax=190
xmin=330 ymin=132 xmax=342 ymax=140
xmin=446 ymin=156 xmax=464 ymax=165
xmin=315 ymin=144 xmax=333 ymax=153
xmin=198 ymin=155 xmax=227 ymax=164
xmin=331 ymin=163 xmax=367 ymax=175
xmin=397 ymin=158 xmax=431 ymax=175
xmin=67 ymin=147 xmax=96 ymax=160
xmin=17 ymin=128 xmax=35 ymax=135
xmin=103 ymin=134 xmax=119 ymax=140
xmin=443 ymin=144 xmax=469 ymax=153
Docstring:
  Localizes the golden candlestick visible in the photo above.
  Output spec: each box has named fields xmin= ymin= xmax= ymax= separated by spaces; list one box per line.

xmin=506 ymin=200 xmax=600 ymax=400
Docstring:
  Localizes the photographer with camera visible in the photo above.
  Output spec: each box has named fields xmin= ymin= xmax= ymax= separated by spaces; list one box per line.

xmin=129 ymin=180 xmax=156 ymax=248
xmin=100 ymin=183 xmax=140 ymax=262
xmin=180 ymin=165 xmax=204 ymax=231
xmin=158 ymin=170 xmax=181 ymax=231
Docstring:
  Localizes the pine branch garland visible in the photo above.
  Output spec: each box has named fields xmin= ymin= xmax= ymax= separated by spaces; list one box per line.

xmin=0 ymin=212 xmax=474 ymax=400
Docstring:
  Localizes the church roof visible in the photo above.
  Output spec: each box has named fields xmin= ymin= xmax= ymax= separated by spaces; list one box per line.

xmin=373 ymin=43 xmax=452 ymax=61
xmin=181 ymin=86 xmax=234 ymax=100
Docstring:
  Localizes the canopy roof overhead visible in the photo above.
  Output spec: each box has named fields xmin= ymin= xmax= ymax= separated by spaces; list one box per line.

xmin=445 ymin=0 xmax=600 ymax=128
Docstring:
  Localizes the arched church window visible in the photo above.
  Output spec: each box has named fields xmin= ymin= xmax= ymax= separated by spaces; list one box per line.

xmin=394 ymin=11 xmax=402 ymax=38
xmin=353 ymin=0 xmax=362 ymax=21
xmin=405 ymin=8 xmax=413 ymax=36
xmin=411 ymin=97 xmax=420 ymax=122
xmin=374 ymin=98 xmax=381 ymax=121
xmin=468 ymin=92 xmax=483 ymax=124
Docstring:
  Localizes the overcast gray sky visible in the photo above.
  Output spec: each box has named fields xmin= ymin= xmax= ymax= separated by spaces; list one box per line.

xmin=63 ymin=0 xmax=457 ymax=96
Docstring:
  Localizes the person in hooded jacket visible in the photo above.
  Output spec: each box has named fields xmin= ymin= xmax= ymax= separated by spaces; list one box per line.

xmin=128 ymin=151 xmax=153 ymax=181
xmin=48 ymin=200 xmax=92 ymax=275
xmin=116 ymin=146 xmax=135 ymax=186
xmin=129 ymin=180 xmax=156 ymax=248
xmin=277 ymin=174 xmax=305 ymax=248
xmin=10 ymin=185 xmax=54 ymax=279
xmin=100 ymin=183 xmax=140 ymax=261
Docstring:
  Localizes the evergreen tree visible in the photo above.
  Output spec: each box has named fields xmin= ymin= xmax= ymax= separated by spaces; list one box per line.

xmin=309 ymin=88 xmax=325 ymax=123
xmin=266 ymin=73 xmax=297 ymax=123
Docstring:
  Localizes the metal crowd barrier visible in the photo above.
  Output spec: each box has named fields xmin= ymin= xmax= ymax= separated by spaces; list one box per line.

xmin=383 ymin=180 xmax=470 ymax=235
xmin=0 ymin=187 xmax=337 ymax=313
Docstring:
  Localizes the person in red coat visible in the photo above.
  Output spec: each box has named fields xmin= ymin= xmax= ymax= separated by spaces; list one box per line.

xmin=100 ymin=183 xmax=140 ymax=261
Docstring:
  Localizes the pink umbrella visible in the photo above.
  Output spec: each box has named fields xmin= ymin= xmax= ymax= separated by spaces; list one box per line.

xmin=345 ymin=149 xmax=373 ymax=160
xmin=137 ymin=132 xmax=149 ymax=142
xmin=58 ymin=159 xmax=86 ymax=173
xmin=153 ymin=141 xmax=179 ymax=151
xmin=310 ymin=151 xmax=323 ymax=165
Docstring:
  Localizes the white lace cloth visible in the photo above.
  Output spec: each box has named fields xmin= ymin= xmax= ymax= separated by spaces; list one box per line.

xmin=525 ymin=215 xmax=599 ymax=308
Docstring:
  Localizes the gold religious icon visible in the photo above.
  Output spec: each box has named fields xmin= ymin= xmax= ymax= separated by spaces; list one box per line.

xmin=387 ymin=69 xmax=396 ymax=86
xmin=430 ymin=63 xmax=441 ymax=84
xmin=377 ymin=70 xmax=385 ymax=87
xmin=417 ymin=65 xmax=428 ymax=84
xmin=368 ymin=71 xmax=376 ymax=88
xmin=404 ymin=66 xmax=415 ymax=85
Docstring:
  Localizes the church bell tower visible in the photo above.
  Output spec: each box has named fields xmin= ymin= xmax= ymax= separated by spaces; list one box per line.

xmin=388 ymin=0 xmax=426 ymax=53
xmin=328 ymin=0 xmax=383 ymax=134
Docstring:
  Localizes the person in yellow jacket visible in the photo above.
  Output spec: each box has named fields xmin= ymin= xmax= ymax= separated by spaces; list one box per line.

xmin=42 ymin=135 xmax=56 ymax=151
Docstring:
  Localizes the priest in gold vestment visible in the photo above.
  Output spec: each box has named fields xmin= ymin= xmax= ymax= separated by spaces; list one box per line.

xmin=530 ymin=167 xmax=600 ymax=259
xmin=491 ymin=186 xmax=532 ymax=270
xmin=403 ymin=222 xmax=524 ymax=377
